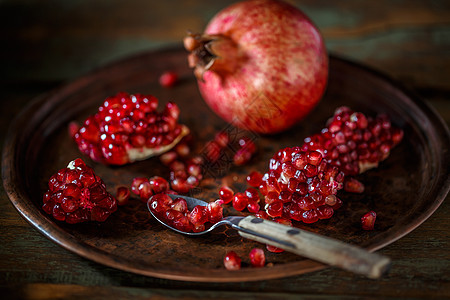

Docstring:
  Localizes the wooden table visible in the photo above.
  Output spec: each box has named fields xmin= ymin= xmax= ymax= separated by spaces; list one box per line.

xmin=1 ymin=1 xmax=449 ymax=298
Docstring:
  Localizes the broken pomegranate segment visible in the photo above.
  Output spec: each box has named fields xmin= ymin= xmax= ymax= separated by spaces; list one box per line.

xmin=257 ymin=107 xmax=403 ymax=224
xmin=302 ymin=106 xmax=403 ymax=175
xmin=361 ymin=211 xmax=377 ymax=230
xmin=42 ymin=158 xmax=117 ymax=224
xmin=148 ymin=194 xmax=223 ymax=233
xmin=223 ymin=251 xmax=241 ymax=271
xmin=72 ymin=92 xmax=189 ymax=165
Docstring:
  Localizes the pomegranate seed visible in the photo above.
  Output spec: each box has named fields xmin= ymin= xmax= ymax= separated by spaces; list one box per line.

xmin=249 ymin=248 xmax=265 ymax=267
xmin=207 ymin=199 xmax=224 ymax=223
xmin=175 ymin=143 xmax=190 ymax=157
xmin=171 ymin=197 xmax=188 ymax=213
xmin=233 ymin=193 xmax=249 ymax=211
xmin=42 ymin=159 xmax=117 ymax=224
xmin=160 ymin=151 xmax=178 ymax=166
xmin=131 ymin=177 xmax=147 ymax=195
xmin=116 ymin=186 xmax=130 ymax=206
xmin=137 ymin=181 xmax=152 ymax=202
xmin=219 ymin=186 xmax=234 ymax=204
xmin=159 ymin=71 xmax=178 ymax=88
xmin=361 ymin=211 xmax=377 ymax=230
xmin=344 ymin=177 xmax=365 ymax=193
xmin=224 ymin=251 xmax=241 ymax=270
xmin=205 ymin=141 xmax=221 ymax=162
xmin=188 ymin=205 xmax=208 ymax=225
xmin=266 ymin=244 xmax=284 ymax=253
xmin=246 ymin=171 xmax=263 ymax=187
xmin=68 ymin=121 xmax=79 ymax=138
xmin=214 ymin=131 xmax=230 ymax=148
xmin=149 ymin=176 xmax=169 ymax=194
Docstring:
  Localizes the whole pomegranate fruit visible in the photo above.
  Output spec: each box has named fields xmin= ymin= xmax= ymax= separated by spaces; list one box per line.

xmin=184 ymin=0 xmax=328 ymax=133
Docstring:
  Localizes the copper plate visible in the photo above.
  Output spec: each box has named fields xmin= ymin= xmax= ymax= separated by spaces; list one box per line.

xmin=3 ymin=48 xmax=450 ymax=282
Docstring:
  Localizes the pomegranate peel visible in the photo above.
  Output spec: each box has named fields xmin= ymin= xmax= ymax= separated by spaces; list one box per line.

xmin=185 ymin=0 xmax=328 ymax=133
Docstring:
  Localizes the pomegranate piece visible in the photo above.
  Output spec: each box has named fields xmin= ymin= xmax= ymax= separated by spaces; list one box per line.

xmin=159 ymin=71 xmax=178 ymax=88
xmin=116 ymin=186 xmax=130 ymax=206
xmin=233 ymin=137 xmax=257 ymax=166
xmin=246 ymin=171 xmax=263 ymax=188
xmin=266 ymin=244 xmax=285 ymax=253
xmin=72 ymin=92 xmax=189 ymax=165
xmin=249 ymin=248 xmax=266 ymax=268
xmin=223 ymin=251 xmax=241 ymax=271
xmin=42 ymin=158 xmax=117 ymax=224
xmin=302 ymin=106 xmax=403 ymax=175
xmin=361 ymin=211 xmax=377 ymax=230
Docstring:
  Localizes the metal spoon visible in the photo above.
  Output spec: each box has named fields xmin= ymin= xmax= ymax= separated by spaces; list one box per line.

xmin=147 ymin=194 xmax=391 ymax=279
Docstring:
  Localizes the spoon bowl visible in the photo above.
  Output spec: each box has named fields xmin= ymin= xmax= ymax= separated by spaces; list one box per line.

xmin=147 ymin=194 xmax=391 ymax=279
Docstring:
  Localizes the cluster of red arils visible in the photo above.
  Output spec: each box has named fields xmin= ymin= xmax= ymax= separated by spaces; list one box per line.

xmin=71 ymin=92 xmax=189 ymax=165
xmin=255 ymin=107 xmax=403 ymax=228
xmin=148 ymin=194 xmax=223 ymax=233
xmin=42 ymin=158 xmax=117 ymax=224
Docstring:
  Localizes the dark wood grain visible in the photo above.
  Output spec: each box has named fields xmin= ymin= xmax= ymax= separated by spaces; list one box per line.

xmin=1 ymin=0 xmax=449 ymax=298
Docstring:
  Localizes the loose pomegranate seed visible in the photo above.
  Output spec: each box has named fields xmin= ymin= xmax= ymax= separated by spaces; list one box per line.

xmin=246 ymin=171 xmax=263 ymax=187
xmin=138 ymin=181 xmax=153 ymax=202
xmin=214 ymin=131 xmax=230 ymax=148
xmin=344 ymin=177 xmax=365 ymax=193
xmin=116 ymin=186 xmax=130 ymax=206
xmin=42 ymin=159 xmax=117 ymax=224
xmin=160 ymin=151 xmax=178 ymax=166
xmin=219 ymin=186 xmax=234 ymax=204
xmin=249 ymin=248 xmax=265 ymax=267
xmin=204 ymin=141 xmax=222 ymax=162
xmin=224 ymin=251 xmax=241 ymax=270
xmin=159 ymin=71 xmax=178 ymax=88
xmin=149 ymin=176 xmax=170 ymax=194
xmin=266 ymin=244 xmax=284 ymax=253
xmin=175 ymin=143 xmax=190 ymax=157
xmin=233 ymin=193 xmax=249 ymax=211
xmin=72 ymin=92 xmax=189 ymax=165
xmin=361 ymin=211 xmax=377 ymax=230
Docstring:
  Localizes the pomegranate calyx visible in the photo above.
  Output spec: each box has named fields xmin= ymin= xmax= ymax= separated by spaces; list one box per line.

xmin=184 ymin=32 xmax=240 ymax=80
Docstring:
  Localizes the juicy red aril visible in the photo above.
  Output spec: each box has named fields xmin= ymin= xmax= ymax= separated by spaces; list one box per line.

xmin=249 ymin=248 xmax=265 ymax=267
xmin=72 ymin=92 xmax=189 ymax=165
xmin=214 ymin=131 xmax=230 ymax=148
xmin=361 ymin=211 xmax=377 ymax=230
xmin=116 ymin=186 xmax=130 ymax=206
xmin=224 ymin=251 xmax=241 ymax=271
xmin=42 ymin=159 xmax=117 ymax=224
xmin=233 ymin=193 xmax=249 ymax=211
xmin=266 ymin=244 xmax=285 ymax=253
xmin=219 ymin=186 xmax=234 ymax=204
xmin=344 ymin=177 xmax=365 ymax=193
xmin=246 ymin=171 xmax=263 ymax=187
xmin=232 ymin=136 xmax=257 ymax=166
xmin=149 ymin=176 xmax=169 ymax=194
xmin=159 ymin=71 xmax=178 ymax=88
xmin=171 ymin=197 xmax=188 ymax=213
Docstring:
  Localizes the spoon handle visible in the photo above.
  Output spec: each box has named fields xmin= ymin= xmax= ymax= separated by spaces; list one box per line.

xmin=237 ymin=215 xmax=390 ymax=279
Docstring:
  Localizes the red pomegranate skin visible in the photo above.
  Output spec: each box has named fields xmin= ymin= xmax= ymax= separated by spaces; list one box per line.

xmin=195 ymin=0 xmax=328 ymax=133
